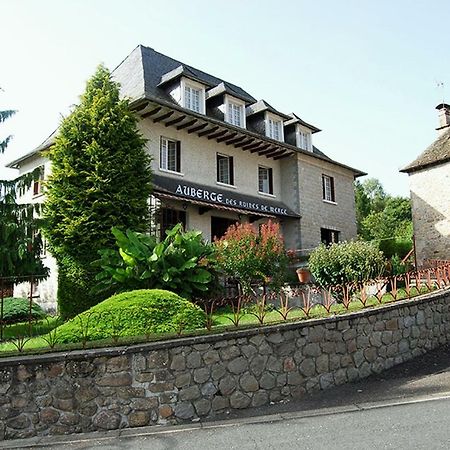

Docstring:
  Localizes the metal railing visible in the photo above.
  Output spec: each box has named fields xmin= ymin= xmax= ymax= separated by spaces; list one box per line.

xmin=0 ymin=261 xmax=449 ymax=354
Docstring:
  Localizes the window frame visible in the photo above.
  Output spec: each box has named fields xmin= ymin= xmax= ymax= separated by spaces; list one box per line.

xmin=224 ymin=95 xmax=246 ymax=128
xmin=258 ymin=165 xmax=274 ymax=195
xmin=296 ymin=125 xmax=312 ymax=151
xmin=265 ymin=112 xmax=284 ymax=142
xmin=322 ymin=174 xmax=336 ymax=203
xmin=159 ymin=136 xmax=182 ymax=174
xmin=321 ymin=228 xmax=339 ymax=245
xmin=216 ymin=153 xmax=234 ymax=186
xmin=181 ymin=78 xmax=205 ymax=114
xmin=32 ymin=166 xmax=45 ymax=197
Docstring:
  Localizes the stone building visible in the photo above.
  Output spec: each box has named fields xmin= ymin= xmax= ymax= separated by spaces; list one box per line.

xmin=400 ymin=104 xmax=450 ymax=265
xmin=6 ymin=45 xmax=364 ymax=308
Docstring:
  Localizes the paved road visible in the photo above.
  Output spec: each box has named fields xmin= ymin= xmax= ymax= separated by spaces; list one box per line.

xmin=3 ymin=344 xmax=450 ymax=450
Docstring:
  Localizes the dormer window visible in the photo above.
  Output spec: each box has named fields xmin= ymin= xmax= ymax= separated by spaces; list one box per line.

xmin=297 ymin=127 xmax=312 ymax=151
xmin=181 ymin=78 xmax=205 ymax=114
xmin=224 ymin=95 xmax=245 ymax=128
xmin=185 ymin=85 xmax=200 ymax=112
xmin=266 ymin=113 xmax=284 ymax=142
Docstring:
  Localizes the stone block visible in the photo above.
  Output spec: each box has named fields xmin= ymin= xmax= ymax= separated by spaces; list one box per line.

xmin=229 ymin=391 xmax=251 ymax=409
xmin=128 ymin=411 xmax=150 ymax=427
xmin=239 ymin=373 xmax=259 ymax=392
xmin=174 ymin=402 xmax=195 ymax=420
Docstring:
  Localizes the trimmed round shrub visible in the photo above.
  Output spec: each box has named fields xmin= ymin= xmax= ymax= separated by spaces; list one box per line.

xmin=55 ymin=289 xmax=206 ymax=343
xmin=1 ymin=297 xmax=45 ymax=324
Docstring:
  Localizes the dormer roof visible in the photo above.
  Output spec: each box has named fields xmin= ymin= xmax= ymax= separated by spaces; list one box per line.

xmin=205 ymin=81 xmax=255 ymax=104
xmin=158 ymin=64 xmax=210 ymax=88
xmin=246 ymin=100 xmax=291 ymax=120
xmin=284 ymin=113 xmax=321 ymax=134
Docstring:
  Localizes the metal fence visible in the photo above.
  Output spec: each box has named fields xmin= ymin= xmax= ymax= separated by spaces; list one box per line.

xmin=1 ymin=261 xmax=449 ymax=353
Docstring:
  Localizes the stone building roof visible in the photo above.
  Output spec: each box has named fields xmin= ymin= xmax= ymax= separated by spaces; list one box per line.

xmin=401 ymin=127 xmax=450 ymax=173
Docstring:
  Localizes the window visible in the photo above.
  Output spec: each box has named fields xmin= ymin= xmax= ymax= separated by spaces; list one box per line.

xmin=258 ymin=166 xmax=273 ymax=195
xmin=321 ymin=228 xmax=339 ymax=245
xmin=184 ymin=85 xmax=201 ymax=112
xmin=322 ymin=174 xmax=335 ymax=202
xmin=226 ymin=101 xmax=244 ymax=127
xmin=267 ymin=118 xmax=283 ymax=141
xmin=160 ymin=137 xmax=181 ymax=173
xmin=298 ymin=130 xmax=311 ymax=151
xmin=33 ymin=166 xmax=44 ymax=196
xmin=160 ymin=208 xmax=186 ymax=241
xmin=217 ymin=154 xmax=234 ymax=185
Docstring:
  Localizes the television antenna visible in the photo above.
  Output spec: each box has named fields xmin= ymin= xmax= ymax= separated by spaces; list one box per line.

xmin=436 ymin=80 xmax=445 ymax=104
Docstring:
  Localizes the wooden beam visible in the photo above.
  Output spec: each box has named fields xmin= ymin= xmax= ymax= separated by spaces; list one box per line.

xmin=258 ymin=146 xmax=279 ymax=156
xmin=165 ymin=115 xmax=186 ymax=127
xmin=217 ymin=132 xmax=238 ymax=143
xmin=141 ymin=106 xmax=162 ymax=118
xmin=207 ymin=130 xmax=228 ymax=140
xmin=177 ymin=119 xmax=197 ymax=130
xmin=273 ymin=150 xmax=290 ymax=160
xmin=243 ymin=141 xmax=265 ymax=151
xmin=153 ymin=111 xmax=174 ymax=123
xmin=188 ymin=123 xmax=208 ymax=134
xmin=134 ymin=102 xmax=150 ymax=113
xmin=250 ymin=144 xmax=270 ymax=153
xmin=198 ymin=126 xmax=219 ymax=137
xmin=226 ymin=135 xmax=248 ymax=146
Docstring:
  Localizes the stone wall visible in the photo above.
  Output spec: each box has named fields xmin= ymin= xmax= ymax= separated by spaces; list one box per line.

xmin=1 ymin=289 xmax=449 ymax=441
xmin=408 ymin=162 xmax=450 ymax=265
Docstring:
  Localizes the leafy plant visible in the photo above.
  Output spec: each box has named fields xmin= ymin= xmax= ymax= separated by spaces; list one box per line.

xmin=94 ymin=224 xmax=218 ymax=299
xmin=42 ymin=65 xmax=152 ymax=318
xmin=308 ymin=241 xmax=386 ymax=289
xmin=0 ymin=297 xmax=45 ymax=324
xmin=214 ymin=220 xmax=289 ymax=294
xmin=54 ymin=289 xmax=205 ymax=343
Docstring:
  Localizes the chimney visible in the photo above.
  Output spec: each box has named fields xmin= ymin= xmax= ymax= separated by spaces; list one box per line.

xmin=436 ymin=103 xmax=450 ymax=135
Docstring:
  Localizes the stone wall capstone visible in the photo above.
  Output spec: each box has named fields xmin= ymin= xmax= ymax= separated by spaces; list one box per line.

xmin=1 ymin=289 xmax=450 ymax=441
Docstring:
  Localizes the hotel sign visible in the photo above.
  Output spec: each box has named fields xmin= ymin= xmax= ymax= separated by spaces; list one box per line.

xmin=153 ymin=175 xmax=298 ymax=217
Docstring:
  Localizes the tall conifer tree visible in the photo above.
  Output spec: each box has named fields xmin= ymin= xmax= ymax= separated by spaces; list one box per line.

xmin=43 ymin=66 xmax=152 ymax=317
xmin=0 ymin=105 xmax=47 ymax=282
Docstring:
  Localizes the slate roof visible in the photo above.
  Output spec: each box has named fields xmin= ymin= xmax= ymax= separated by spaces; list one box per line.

xmin=401 ymin=127 xmax=450 ymax=173
xmin=205 ymin=82 xmax=255 ymax=104
xmin=284 ymin=113 xmax=321 ymax=134
xmin=245 ymin=99 xmax=291 ymax=120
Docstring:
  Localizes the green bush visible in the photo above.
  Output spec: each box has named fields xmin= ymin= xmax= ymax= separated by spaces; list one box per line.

xmin=1 ymin=297 xmax=45 ymax=324
xmin=94 ymin=225 xmax=218 ymax=299
xmin=308 ymin=241 xmax=386 ymax=288
xmin=55 ymin=289 xmax=205 ymax=343
xmin=378 ymin=237 xmax=412 ymax=260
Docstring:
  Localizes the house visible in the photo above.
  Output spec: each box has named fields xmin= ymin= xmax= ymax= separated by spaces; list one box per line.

xmin=400 ymin=104 xmax=450 ymax=265
xmin=6 ymin=45 xmax=365 ymax=307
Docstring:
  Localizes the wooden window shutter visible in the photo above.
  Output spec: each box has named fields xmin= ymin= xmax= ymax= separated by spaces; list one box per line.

xmin=229 ymin=156 xmax=234 ymax=185
xmin=269 ymin=168 xmax=273 ymax=194
xmin=331 ymin=176 xmax=335 ymax=201
xmin=176 ymin=141 xmax=181 ymax=172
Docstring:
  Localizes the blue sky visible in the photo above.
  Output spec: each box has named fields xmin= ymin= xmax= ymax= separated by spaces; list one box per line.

xmin=1 ymin=0 xmax=449 ymax=196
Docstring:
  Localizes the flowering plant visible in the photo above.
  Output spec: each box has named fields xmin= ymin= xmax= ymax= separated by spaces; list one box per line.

xmin=214 ymin=220 xmax=289 ymax=293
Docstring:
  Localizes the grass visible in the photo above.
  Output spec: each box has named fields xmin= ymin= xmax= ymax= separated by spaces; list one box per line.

xmin=0 ymin=285 xmax=437 ymax=357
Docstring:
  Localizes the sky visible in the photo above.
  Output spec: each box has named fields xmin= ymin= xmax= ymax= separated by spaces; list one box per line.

xmin=1 ymin=0 xmax=450 ymax=196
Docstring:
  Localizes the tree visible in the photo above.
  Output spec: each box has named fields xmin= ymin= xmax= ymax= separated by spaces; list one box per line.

xmin=0 ymin=106 xmax=48 ymax=282
xmin=214 ymin=220 xmax=289 ymax=294
xmin=355 ymin=178 xmax=412 ymax=241
xmin=42 ymin=66 xmax=153 ymax=318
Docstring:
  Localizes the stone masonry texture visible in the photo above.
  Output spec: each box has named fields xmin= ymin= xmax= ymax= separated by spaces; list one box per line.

xmin=1 ymin=289 xmax=449 ymax=441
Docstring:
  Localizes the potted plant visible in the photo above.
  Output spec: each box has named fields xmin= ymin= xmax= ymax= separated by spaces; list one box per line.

xmin=296 ymin=267 xmax=310 ymax=283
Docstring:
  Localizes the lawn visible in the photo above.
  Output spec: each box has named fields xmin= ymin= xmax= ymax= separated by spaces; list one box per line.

xmin=0 ymin=286 xmax=433 ymax=357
